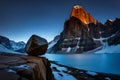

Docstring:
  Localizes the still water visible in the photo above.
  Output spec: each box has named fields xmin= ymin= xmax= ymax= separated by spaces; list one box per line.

xmin=44 ymin=53 xmax=120 ymax=75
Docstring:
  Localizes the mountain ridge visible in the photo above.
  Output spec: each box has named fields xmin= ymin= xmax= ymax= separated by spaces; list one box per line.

xmin=0 ymin=35 xmax=26 ymax=53
xmin=48 ymin=5 xmax=120 ymax=53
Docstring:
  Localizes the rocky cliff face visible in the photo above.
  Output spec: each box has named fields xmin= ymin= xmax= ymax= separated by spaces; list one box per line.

xmin=50 ymin=5 xmax=120 ymax=53
xmin=71 ymin=5 xmax=96 ymax=24
xmin=50 ymin=5 xmax=99 ymax=53
xmin=63 ymin=17 xmax=85 ymax=39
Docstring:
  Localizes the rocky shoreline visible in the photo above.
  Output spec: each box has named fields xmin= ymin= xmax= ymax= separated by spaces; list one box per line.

xmin=0 ymin=52 xmax=54 ymax=80
xmin=0 ymin=52 xmax=120 ymax=80
xmin=51 ymin=61 xmax=120 ymax=80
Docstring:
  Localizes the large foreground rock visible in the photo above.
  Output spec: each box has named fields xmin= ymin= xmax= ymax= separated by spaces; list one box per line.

xmin=0 ymin=53 xmax=54 ymax=80
xmin=25 ymin=35 xmax=48 ymax=56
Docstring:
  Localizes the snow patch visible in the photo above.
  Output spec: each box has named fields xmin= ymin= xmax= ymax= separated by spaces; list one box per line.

xmin=96 ymin=45 xmax=120 ymax=53
xmin=10 ymin=64 xmax=29 ymax=70
xmin=74 ymin=5 xmax=82 ymax=9
xmin=51 ymin=64 xmax=67 ymax=71
xmin=53 ymin=72 xmax=77 ymax=80
xmin=108 ymin=19 xmax=114 ymax=22
xmin=0 ymin=44 xmax=16 ymax=53
xmin=67 ymin=47 xmax=71 ymax=52
xmin=10 ymin=41 xmax=25 ymax=50
xmin=64 ymin=38 xmax=80 ymax=41
xmin=51 ymin=63 xmax=76 ymax=80
xmin=74 ymin=38 xmax=80 ymax=52
xmin=7 ymin=69 xmax=16 ymax=73
xmin=0 ymin=44 xmax=26 ymax=54
xmin=105 ymin=77 xmax=111 ymax=80
xmin=86 ymin=71 xmax=97 ymax=76
xmin=48 ymin=41 xmax=57 ymax=49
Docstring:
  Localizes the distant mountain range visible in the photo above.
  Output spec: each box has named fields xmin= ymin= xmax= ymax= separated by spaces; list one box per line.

xmin=0 ymin=35 xmax=26 ymax=53
xmin=48 ymin=5 xmax=120 ymax=53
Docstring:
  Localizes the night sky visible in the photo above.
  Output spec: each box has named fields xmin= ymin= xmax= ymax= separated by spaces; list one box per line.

xmin=0 ymin=0 xmax=120 ymax=42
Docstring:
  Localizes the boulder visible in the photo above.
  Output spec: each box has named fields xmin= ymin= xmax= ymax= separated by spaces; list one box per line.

xmin=25 ymin=35 xmax=48 ymax=56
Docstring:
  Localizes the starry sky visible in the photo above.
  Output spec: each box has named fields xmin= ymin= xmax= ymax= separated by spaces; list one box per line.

xmin=0 ymin=0 xmax=120 ymax=42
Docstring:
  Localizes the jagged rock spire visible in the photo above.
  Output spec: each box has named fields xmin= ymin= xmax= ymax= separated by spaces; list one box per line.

xmin=71 ymin=5 xmax=96 ymax=24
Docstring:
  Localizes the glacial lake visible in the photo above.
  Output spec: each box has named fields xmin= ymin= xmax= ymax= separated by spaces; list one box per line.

xmin=44 ymin=53 xmax=120 ymax=75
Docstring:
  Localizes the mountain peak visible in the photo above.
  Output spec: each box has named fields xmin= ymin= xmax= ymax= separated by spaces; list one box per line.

xmin=71 ymin=5 xmax=96 ymax=24
xmin=73 ymin=5 xmax=82 ymax=9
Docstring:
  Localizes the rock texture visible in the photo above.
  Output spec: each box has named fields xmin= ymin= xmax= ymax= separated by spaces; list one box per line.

xmin=0 ymin=53 xmax=54 ymax=80
xmin=63 ymin=17 xmax=85 ymax=39
xmin=78 ymin=28 xmax=96 ymax=52
xmin=0 ymin=70 xmax=21 ymax=80
xmin=108 ymin=30 xmax=120 ymax=46
xmin=50 ymin=5 xmax=99 ymax=53
xmin=25 ymin=35 xmax=48 ymax=56
xmin=71 ymin=5 xmax=96 ymax=24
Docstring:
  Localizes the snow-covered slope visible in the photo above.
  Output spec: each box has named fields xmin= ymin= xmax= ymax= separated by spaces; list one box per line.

xmin=0 ymin=44 xmax=17 ymax=53
xmin=0 ymin=35 xmax=26 ymax=53
xmin=47 ymin=40 xmax=58 ymax=53
xmin=96 ymin=45 xmax=120 ymax=53
xmin=10 ymin=41 xmax=25 ymax=51
xmin=94 ymin=32 xmax=120 ymax=53
xmin=48 ymin=35 xmax=60 ymax=49
xmin=47 ymin=35 xmax=60 ymax=53
xmin=48 ymin=40 xmax=58 ymax=49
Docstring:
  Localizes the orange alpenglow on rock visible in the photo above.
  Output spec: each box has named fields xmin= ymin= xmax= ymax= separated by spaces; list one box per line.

xmin=71 ymin=5 xmax=96 ymax=24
